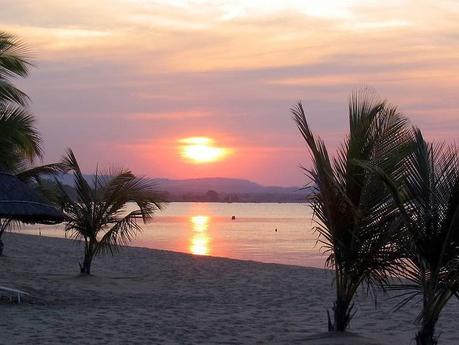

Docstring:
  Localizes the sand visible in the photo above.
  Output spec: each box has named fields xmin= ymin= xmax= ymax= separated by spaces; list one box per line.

xmin=0 ymin=233 xmax=458 ymax=345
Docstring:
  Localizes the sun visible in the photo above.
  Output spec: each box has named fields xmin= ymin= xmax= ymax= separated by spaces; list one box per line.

xmin=179 ymin=137 xmax=231 ymax=164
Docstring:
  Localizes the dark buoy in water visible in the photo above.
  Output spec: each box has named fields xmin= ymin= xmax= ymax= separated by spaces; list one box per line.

xmin=231 ymin=216 xmax=236 ymax=220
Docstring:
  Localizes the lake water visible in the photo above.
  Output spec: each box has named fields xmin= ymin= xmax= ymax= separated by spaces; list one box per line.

xmin=19 ymin=202 xmax=325 ymax=268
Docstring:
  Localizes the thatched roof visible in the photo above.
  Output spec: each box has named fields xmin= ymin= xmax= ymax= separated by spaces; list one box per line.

xmin=0 ymin=171 xmax=64 ymax=224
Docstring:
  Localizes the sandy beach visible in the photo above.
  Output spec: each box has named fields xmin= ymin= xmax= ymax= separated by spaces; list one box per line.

xmin=1 ymin=233 xmax=458 ymax=345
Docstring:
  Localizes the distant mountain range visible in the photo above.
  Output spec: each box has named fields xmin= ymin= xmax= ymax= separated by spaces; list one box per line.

xmin=56 ymin=175 xmax=311 ymax=203
xmin=155 ymin=177 xmax=310 ymax=202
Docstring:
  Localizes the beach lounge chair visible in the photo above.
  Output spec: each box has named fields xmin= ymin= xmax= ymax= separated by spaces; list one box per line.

xmin=0 ymin=286 xmax=29 ymax=303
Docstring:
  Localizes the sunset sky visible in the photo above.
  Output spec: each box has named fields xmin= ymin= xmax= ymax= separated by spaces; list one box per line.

xmin=2 ymin=0 xmax=459 ymax=186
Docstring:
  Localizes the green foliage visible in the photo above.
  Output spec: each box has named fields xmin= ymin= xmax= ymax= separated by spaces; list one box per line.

xmin=292 ymin=90 xmax=411 ymax=331
xmin=57 ymin=149 xmax=164 ymax=274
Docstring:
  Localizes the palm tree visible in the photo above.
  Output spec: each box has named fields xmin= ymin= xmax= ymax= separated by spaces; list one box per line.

xmin=0 ymin=31 xmax=31 ymax=106
xmin=57 ymin=149 xmax=163 ymax=275
xmin=369 ymin=129 xmax=459 ymax=345
xmin=292 ymin=91 xmax=411 ymax=331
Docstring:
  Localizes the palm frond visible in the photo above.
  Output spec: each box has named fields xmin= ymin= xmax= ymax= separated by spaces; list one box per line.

xmin=0 ymin=80 xmax=30 ymax=106
xmin=0 ymin=32 xmax=31 ymax=78
xmin=0 ymin=32 xmax=32 ymax=106
xmin=96 ymin=210 xmax=144 ymax=255
xmin=15 ymin=162 xmax=67 ymax=182
xmin=0 ymin=104 xmax=42 ymax=168
xmin=61 ymin=149 xmax=93 ymax=206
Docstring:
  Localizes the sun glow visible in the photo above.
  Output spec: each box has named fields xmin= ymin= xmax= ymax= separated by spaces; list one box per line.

xmin=179 ymin=137 xmax=231 ymax=164
xmin=190 ymin=215 xmax=211 ymax=255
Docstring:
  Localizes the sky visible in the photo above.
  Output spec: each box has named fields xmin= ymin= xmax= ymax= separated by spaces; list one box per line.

xmin=1 ymin=0 xmax=459 ymax=186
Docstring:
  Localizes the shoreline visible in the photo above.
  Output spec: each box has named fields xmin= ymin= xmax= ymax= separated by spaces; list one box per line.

xmin=1 ymin=233 xmax=458 ymax=344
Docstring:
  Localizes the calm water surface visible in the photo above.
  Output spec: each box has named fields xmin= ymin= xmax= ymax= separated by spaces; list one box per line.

xmin=20 ymin=203 xmax=325 ymax=267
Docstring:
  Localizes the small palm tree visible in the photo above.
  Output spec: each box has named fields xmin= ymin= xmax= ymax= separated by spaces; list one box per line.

xmin=0 ymin=31 xmax=31 ymax=106
xmin=370 ymin=129 xmax=459 ymax=345
xmin=292 ymin=91 xmax=411 ymax=331
xmin=57 ymin=149 xmax=163 ymax=275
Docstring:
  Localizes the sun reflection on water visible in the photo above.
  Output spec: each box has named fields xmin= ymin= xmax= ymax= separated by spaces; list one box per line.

xmin=190 ymin=215 xmax=211 ymax=255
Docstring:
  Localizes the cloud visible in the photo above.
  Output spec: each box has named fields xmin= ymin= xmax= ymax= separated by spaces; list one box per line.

xmin=1 ymin=0 xmax=459 ymax=185
xmin=127 ymin=110 xmax=212 ymax=121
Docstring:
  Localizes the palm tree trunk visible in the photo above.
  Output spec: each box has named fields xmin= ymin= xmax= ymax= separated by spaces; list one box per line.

xmin=0 ymin=219 xmax=11 ymax=256
xmin=79 ymin=239 xmax=95 ymax=275
xmin=328 ymin=297 xmax=352 ymax=331
xmin=416 ymin=285 xmax=438 ymax=345
xmin=79 ymin=252 xmax=92 ymax=274
xmin=328 ymin=270 xmax=353 ymax=332
xmin=416 ymin=319 xmax=437 ymax=345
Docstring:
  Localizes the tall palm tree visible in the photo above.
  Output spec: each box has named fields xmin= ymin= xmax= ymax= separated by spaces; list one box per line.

xmin=0 ymin=31 xmax=65 ymax=255
xmin=0 ymin=31 xmax=31 ymax=106
xmin=292 ymin=91 xmax=411 ymax=331
xmin=369 ymin=129 xmax=459 ymax=345
xmin=57 ymin=149 xmax=164 ymax=275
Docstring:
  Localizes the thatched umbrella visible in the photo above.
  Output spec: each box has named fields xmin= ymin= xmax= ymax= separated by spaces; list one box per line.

xmin=0 ymin=171 xmax=64 ymax=255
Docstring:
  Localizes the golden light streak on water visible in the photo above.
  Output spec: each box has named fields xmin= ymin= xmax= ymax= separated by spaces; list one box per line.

xmin=190 ymin=215 xmax=211 ymax=255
